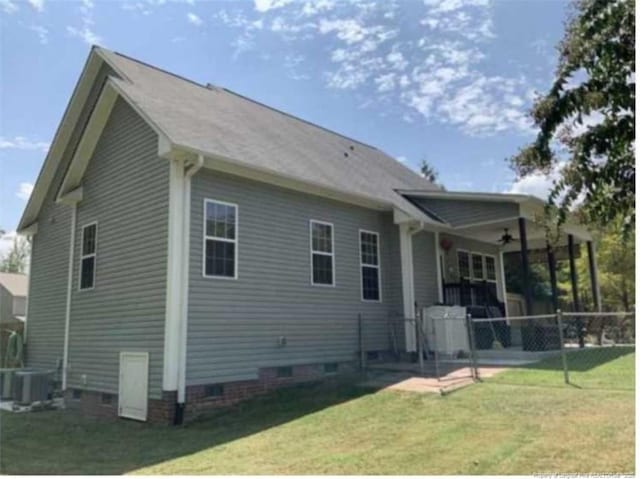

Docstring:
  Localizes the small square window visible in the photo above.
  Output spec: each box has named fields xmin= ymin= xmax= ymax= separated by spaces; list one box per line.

xmin=366 ymin=351 xmax=379 ymax=361
xmin=277 ymin=366 xmax=293 ymax=378
xmin=204 ymin=384 xmax=224 ymax=398
xmin=101 ymin=393 xmax=113 ymax=405
xmin=324 ymin=363 xmax=338 ymax=374
xmin=72 ymin=389 xmax=82 ymax=400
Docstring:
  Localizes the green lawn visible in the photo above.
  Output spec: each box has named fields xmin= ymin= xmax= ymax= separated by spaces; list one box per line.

xmin=0 ymin=350 xmax=634 ymax=475
xmin=488 ymin=346 xmax=635 ymax=390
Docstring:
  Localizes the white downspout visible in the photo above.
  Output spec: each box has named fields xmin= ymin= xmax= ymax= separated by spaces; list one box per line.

xmin=177 ymin=155 xmax=203 ymax=405
xmin=62 ymin=203 xmax=78 ymax=390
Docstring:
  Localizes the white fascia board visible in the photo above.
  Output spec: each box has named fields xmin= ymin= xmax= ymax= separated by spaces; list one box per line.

xmin=396 ymin=189 xmax=532 ymax=204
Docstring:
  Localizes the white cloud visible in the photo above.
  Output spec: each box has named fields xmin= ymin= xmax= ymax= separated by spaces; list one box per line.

xmin=0 ymin=136 xmax=49 ymax=152
xmin=67 ymin=0 xmax=102 ymax=45
xmin=16 ymin=183 xmax=34 ymax=201
xmin=507 ymin=172 xmax=555 ymax=199
xmin=254 ymin=0 xmax=293 ymax=13
xmin=66 ymin=25 xmax=101 ymax=45
xmin=27 ymin=0 xmax=44 ymax=12
xmin=187 ymin=12 xmax=202 ymax=26
xmin=212 ymin=0 xmax=538 ymax=137
xmin=30 ymin=25 xmax=48 ymax=44
xmin=0 ymin=0 xmax=17 ymax=14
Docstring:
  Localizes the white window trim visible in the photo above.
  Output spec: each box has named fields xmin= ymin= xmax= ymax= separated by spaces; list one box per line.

xmin=457 ymin=248 xmax=471 ymax=280
xmin=470 ymin=252 xmax=485 ymax=281
xmin=484 ymin=254 xmax=498 ymax=283
xmin=78 ymin=221 xmax=97 ymax=291
xmin=359 ymin=229 xmax=382 ymax=302
xmin=202 ymin=198 xmax=239 ymax=280
xmin=309 ymin=219 xmax=335 ymax=287
xmin=457 ymin=248 xmax=497 ymax=283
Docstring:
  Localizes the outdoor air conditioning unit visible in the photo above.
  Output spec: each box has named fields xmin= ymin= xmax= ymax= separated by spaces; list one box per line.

xmin=0 ymin=368 xmax=19 ymax=400
xmin=12 ymin=370 xmax=52 ymax=406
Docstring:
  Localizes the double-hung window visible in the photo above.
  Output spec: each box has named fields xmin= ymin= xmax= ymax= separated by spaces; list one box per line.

xmin=310 ymin=220 xmax=334 ymax=286
xmin=204 ymin=199 xmax=238 ymax=279
xmin=471 ymin=253 xmax=484 ymax=280
xmin=457 ymin=250 xmax=470 ymax=279
xmin=79 ymin=223 xmax=97 ymax=290
xmin=360 ymin=230 xmax=381 ymax=301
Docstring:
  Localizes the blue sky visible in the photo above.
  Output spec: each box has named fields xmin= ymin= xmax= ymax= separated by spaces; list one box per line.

xmin=0 ymin=0 xmax=568 ymax=252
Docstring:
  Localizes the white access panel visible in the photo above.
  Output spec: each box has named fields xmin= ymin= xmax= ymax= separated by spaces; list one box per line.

xmin=118 ymin=352 xmax=149 ymax=421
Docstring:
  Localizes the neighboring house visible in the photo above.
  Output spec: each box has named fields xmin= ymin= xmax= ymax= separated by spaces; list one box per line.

xmin=0 ymin=272 xmax=28 ymax=326
xmin=18 ymin=47 xmax=601 ymax=424
xmin=0 ymin=272 xmax=28 ymax=366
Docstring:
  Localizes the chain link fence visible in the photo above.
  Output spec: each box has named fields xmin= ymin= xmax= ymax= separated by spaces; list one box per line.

xmin=359 ymin=310 xmax=635 ymax=392
xmin=468 ymin=311 xmax=635 ymax=391
xmin=359 ymin=312 xmax=479 ymax=392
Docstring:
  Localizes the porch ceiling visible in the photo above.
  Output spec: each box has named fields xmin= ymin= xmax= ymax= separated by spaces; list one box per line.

xmin=452 ymin=217 xmax=591 ymax=252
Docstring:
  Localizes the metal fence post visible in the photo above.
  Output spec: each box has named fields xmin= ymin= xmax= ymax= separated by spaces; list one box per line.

xmin=465 ymin=313 xmax=479 ymax=381
xmin=433 ymin=313 xmax=440 ymax=382
xmin=417 ymin=313 xmax=425 ymax=376
xmin=358 ymin=313 xmax=366 ymax=372
xmin=556 ymin=309 xmax=570 ymax=385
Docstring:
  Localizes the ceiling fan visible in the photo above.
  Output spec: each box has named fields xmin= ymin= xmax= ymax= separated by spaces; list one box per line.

xmin=498 ymin=228 xmax=514 ymax=245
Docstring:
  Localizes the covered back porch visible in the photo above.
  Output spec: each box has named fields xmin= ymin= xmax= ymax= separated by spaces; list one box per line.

xmin=396 ymin=190 xmax=601 ymax=353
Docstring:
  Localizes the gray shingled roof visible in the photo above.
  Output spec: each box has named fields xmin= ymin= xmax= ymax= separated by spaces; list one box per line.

xmin=98 ymin=48 xmax=439 ymax=210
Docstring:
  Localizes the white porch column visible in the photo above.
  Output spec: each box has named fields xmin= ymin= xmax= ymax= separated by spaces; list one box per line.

xmin=399 ymin=223 xmax=416 ymax=352
xmin=434 ymin=231 xmax=444 ymax=303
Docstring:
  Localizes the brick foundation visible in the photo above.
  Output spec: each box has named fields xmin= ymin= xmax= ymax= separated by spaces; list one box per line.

xmin=64 ymin=360 xmax=358 ymax=425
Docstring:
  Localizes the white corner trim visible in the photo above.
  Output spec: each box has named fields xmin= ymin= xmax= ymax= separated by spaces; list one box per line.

xmin=62 ymin=203 xmax=78 ymax=391
xmin=399 ymin=223 xmax=417 ymax=352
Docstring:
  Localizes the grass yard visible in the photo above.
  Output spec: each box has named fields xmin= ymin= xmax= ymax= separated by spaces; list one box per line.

xmin=0 ymin=349 xmax=634 ymax=475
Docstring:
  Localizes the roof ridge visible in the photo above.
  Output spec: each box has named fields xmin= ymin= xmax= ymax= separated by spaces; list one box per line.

xmin=98 ymin=46 xmax=381 ymax=153
xmin=100 ymin=46 xmax=213 ymax=92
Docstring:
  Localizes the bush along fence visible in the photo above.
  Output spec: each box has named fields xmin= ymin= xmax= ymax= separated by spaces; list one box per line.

xmin=358 ymin=309 xmax=635 ymax=391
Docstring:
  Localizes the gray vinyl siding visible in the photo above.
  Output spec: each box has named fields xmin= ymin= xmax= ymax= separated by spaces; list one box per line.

xmin=187 ymin=170 xmax=410 ymax=385
xmin=413 ymin=231 xmax=439 ymax=309
xmin=66 ymin=98 xmax=168 ymax=399
xmin=409 ymin=197 xmax=519 ymax=227
xmin=26 ymin=63 xmax=115 ymax=373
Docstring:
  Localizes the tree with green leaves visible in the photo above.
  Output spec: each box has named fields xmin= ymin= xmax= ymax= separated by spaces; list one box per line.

xmin=511 ymin=0 xmax=635 ymax=235
xmin=0 ymin=236 xmax=30 ymax=274
xmin=419 ymin=159 xmax=439 ymax=184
